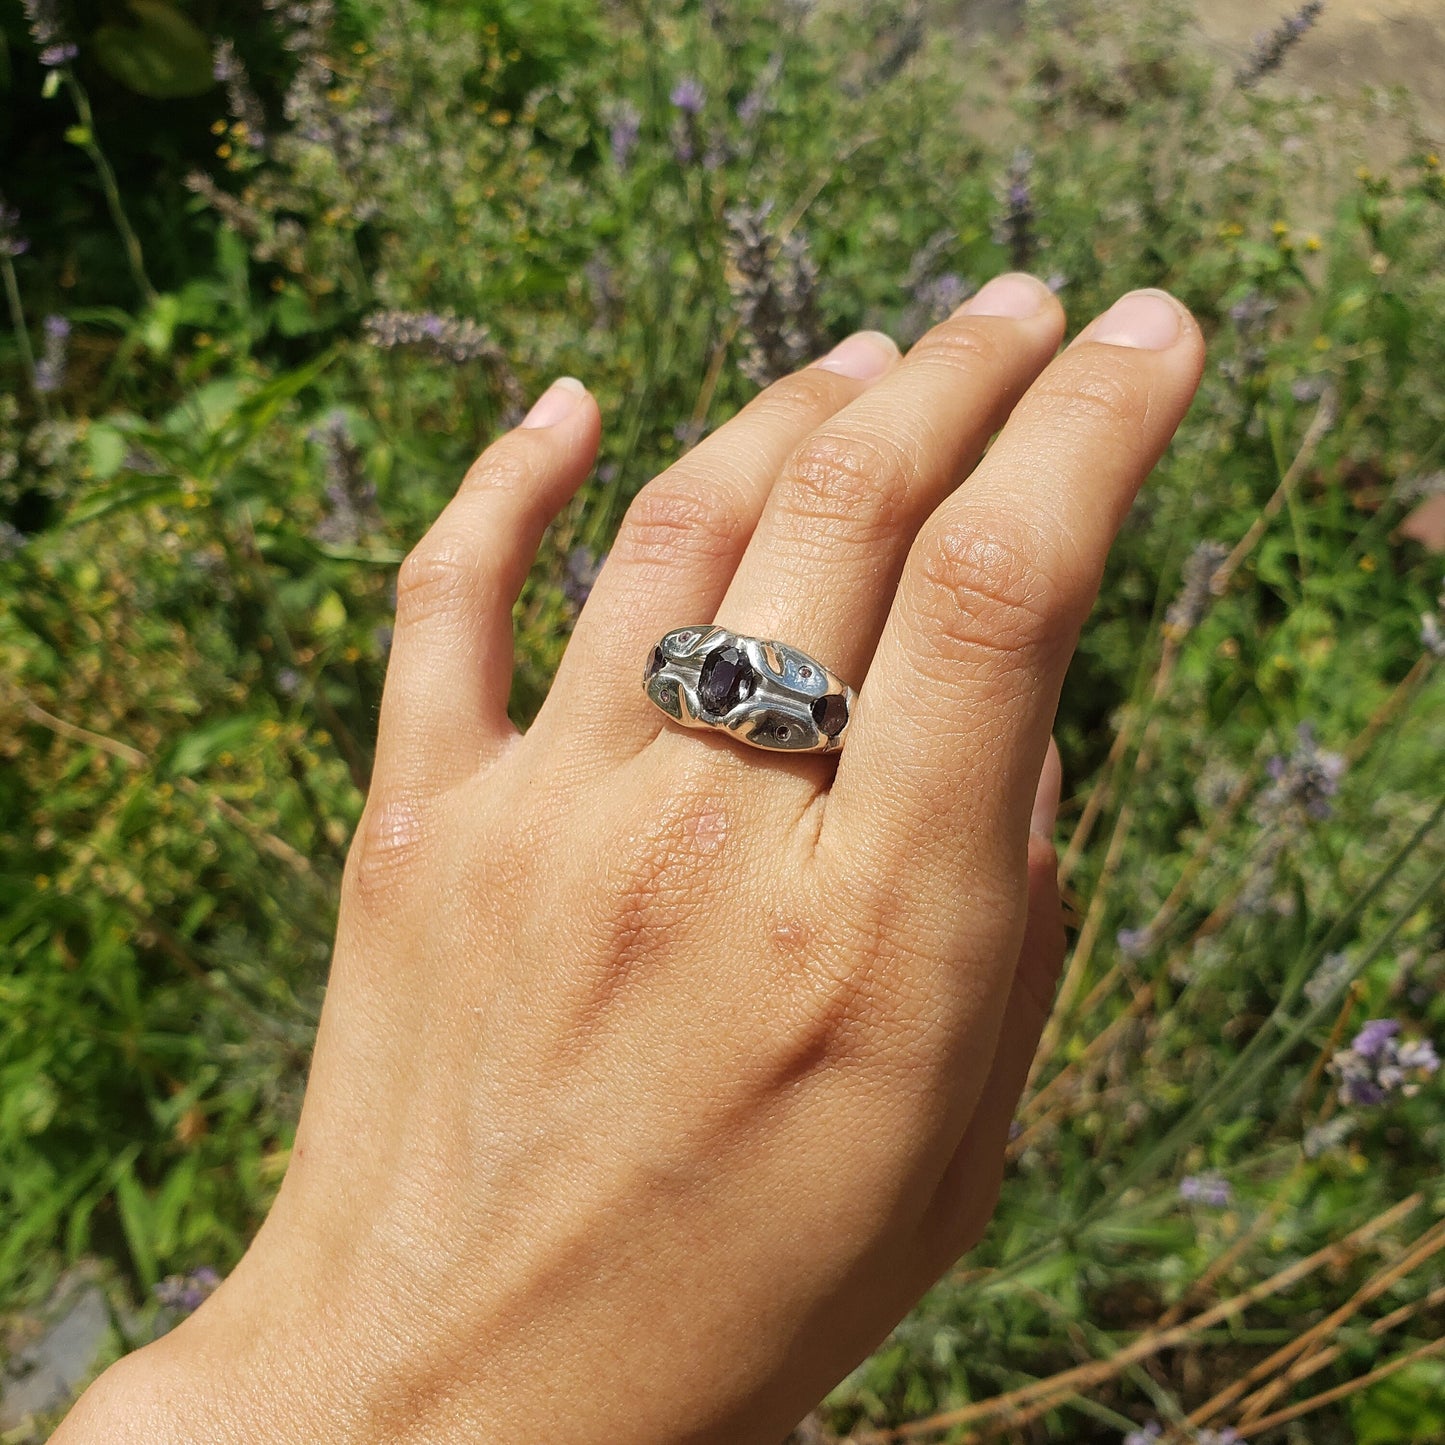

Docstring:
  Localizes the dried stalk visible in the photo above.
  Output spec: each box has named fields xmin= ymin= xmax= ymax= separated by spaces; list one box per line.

xmin=847 ymin=1194 xmax=1423 ymax=1442
xmin=16 ymin=695 xmax=315 ymax=877
xmin=1232 ymin=1336 xmax=1445 ymax=1439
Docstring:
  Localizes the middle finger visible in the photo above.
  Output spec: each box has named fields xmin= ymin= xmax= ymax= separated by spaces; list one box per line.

xmin=706 ymin=272 xmax=1066 ymax=700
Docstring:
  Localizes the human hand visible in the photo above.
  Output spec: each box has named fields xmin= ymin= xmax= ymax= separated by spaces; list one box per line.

xmin=58 ymin=273 xmax=1203 ymax=1444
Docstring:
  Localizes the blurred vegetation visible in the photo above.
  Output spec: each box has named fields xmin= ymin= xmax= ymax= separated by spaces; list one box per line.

xmin=1 ymin=1 xmax=1443 ymax=1440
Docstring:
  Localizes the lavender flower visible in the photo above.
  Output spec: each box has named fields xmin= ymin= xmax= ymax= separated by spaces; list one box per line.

xmin=0 ymin=194 xmax=29 ymax=258
xmin=263 ymin=0 xmax=334 ymax=60
xmin=563 ymin=548 xmax=605 ymax=611
xmin=670 ymin=77 xmax=706 ymax=115
xmin=1304 ymin=950 xmax=1351 ymax=1007
xmin=738 ymin=53 xmax=783 ymax=128
xmin=1165 ymin=540 xmax=1229 ymax=635
xmin=1353 ymin=1018 xmax=1401 ymax=1059
xmin=1179 ymin=1173 xmax=1233 ymax=1208
xmin=23 ymin=0 xmax=75 ymax=64
xmin=1116 ymin=926 xmax=1152 ymax=960
xmin=1228 ymin=291 xmax=1277 ymax=332
xmin=1236 ymin=3 xmax=1325 ymax=89
xmin=1422 ymin=611 xmax=1445 ymax=660
xmin=1126 ymin=1428 xmax=1237 ymax=1445
xmin=308 ymin=410 xmax=378 ymax=547
xmin=907 ymin=273 xmax=973 ymax=334
xmin=154 ymin=1266 xmax=221 ymax=1314
xmin=724 ymin=201 xmax=825 ymax=387
xmin=1124 ymin=1426 xmax=1161 ymax=1445
xmin=1303 ymin=1113 xmax=1357 ymax=1158
xmin=900 ymin=232 xmax=974 ymax=338
xmin=994 ymin=147 xmax=1036 ymax=271
xmin=1329 ymin=1020 xmax=1439 ymax=1107
xmin=213 ymin=40 xmax=267 ymax=149
xmin=1259 ymin=723 xmax=1346 ymax=822
xmin=34 ymin=314 xmax=70 ymax=394
xmin=363 ymin=310 xmax=500 ymax=364
xmin=608 ymin=100 xmax=641 ymax=169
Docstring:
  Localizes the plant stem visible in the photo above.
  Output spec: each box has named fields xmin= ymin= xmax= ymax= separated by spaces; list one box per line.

xmin=1 ymin=251 xmax=46 ymax=410
xmin=61 ymin=69 xmax=159 ymax=308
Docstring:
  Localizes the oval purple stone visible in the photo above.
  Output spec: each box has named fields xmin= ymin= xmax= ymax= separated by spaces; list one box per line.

xmin=698 ymin=645 xmax=755 ymax=715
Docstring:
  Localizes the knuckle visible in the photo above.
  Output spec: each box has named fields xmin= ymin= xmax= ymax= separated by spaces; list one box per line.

xmin=777 ymin=428 xmax=914 ymax=538
xmin=1028 ymin=362 xmax=1150 ymax=437
xmin=913 ymin=518 xmax=1063 ymax=672
xmin=912 ymin=315 xmax=1008 ymax=374
xmin=598 ymin=787 xmax=731 ymax=981
xmin=611 ymin=479 xmax=744 ymax=565
xmin=459 ymin=445 xmax=532 ymax=501
xmin=752 ymin=365 xmax=853 ymax=421
xmin=344 ymin=793 xmax=428 ymax=917
xmin=763 ymin=879 xmax=923 ymax=1064
xmin=395 ymin=537 xmax=485 ymax=628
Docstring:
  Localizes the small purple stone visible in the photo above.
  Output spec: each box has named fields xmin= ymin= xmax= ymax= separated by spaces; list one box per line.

xmin=811 ymin=694 xmax=847 ymax=737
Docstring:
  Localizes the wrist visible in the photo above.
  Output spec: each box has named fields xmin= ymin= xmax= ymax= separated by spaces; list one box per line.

xmin=53 ymin=1264 xmax=366 ymax=1445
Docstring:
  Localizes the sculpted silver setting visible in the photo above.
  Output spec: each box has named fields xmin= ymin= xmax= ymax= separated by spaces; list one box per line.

xmin=643 ymin=626 xmax=855 ymax=754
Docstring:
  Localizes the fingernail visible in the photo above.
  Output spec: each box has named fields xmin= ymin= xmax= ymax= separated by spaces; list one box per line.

xmin=1081 ymin=289 xmax=1183 ymax=350
xmin=813 ymin=330 xmax=898 ymax=380
xmin=1030 ymin=777 xmax=1059 ymax=840
xmin=958 ymin=272 xmax=1049 ymax=319
xmin=520 ymin=376 xmax=587 ymax=429
xmin=1031 ymin=740 xmax=1062 ymax=839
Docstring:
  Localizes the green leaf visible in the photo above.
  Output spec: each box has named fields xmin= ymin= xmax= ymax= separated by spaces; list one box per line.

xmin=162 ymin=714 xmax=264 ymax=777
xmin=313 ymin=590 xmax=348 ymax=635
xmin=64 ymin=473 xmax=189 ymax=528
xmin=1352 ymin=1359 xmax=1445 ymax=1443
xmin=87 ymin=422 xmax=130 ymax=480
xmin=113 ymin=1159 xmax=159 ymax=1289
xmin=91 ymin=0 xmax=214 ymax=100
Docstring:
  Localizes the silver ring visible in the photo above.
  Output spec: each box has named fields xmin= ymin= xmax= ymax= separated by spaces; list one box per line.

xmin=643 ymin=626 xmax=855 ymax=754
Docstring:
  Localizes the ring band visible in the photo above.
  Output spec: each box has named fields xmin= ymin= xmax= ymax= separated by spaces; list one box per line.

xmin=643 ymin=626 xmax=855 ymax=754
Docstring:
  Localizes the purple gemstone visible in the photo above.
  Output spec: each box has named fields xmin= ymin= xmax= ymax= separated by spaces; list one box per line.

xmin=698 ymin=645 xmax=755 ymax=715
xmin=811 ymin=694 xmax=847 ymax=737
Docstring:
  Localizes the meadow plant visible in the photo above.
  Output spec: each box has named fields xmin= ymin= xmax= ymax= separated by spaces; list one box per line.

xmin=2 ymin=1 xmax=1443 ymax=1439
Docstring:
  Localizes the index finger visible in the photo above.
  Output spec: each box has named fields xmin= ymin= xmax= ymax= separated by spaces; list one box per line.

xmin=826 ymin=288 xmax=1205 ymax=923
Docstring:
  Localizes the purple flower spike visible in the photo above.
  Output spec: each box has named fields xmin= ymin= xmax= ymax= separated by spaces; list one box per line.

xmin=1352 ymin=1018 xmax=1401 ymax=1059
xmin=670 ymin=76 xmax=705 ymax=114
xmin=608 ymin=100 xmax=641 ymax=169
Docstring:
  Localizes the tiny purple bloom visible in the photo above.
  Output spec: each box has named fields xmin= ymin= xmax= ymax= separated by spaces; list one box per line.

xmin=670 ymin=76 xmax=705 ymax=114
xmin=1179 ymin=1172 xmax=1232 ymax=1208
xmin=1352 ymin=1018 xmax=1401 ymax=1059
